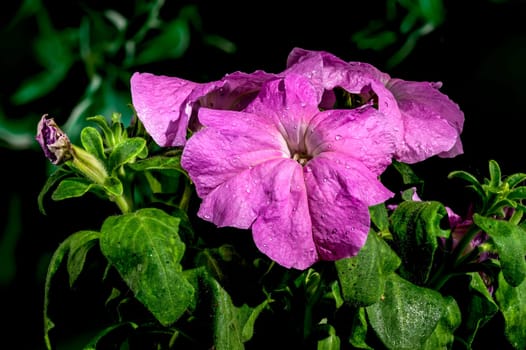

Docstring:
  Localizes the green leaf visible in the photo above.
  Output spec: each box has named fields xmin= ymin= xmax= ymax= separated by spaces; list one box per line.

xmin=488 ymin=159 xmax=502 ymax=189
xmin=366 ymin=274 xmax=452 ymax=350
xmin=134 ymin=18 xmax=190 ymax=65
xmin=80 ymin=126 xmax=106 ymax=160
xmin=418 ymin=0 xmax=444 ymax=26
xmin=505 ymin=173 xmax=526 ymax=188
xmin=44 ymin=231 xmax=92 ymax=350
xmin=103 ymin=176 xmax=123 ymax=196
xmin=389 ymin=200 xmax=450 ymax=284
xmin=349 ymin=307 xmax=373 ymax=349
xmin=473 ymin=214 xmax=526 ymax=287
xmin=108 ymin=137 xmax=147 ymax=172
xmin=51 ymin=178 xmax=93 ymax=200
xmin=86 ymin=115 xmax=114 ymax=146
xmin=495 ymin=271 xmax=526 ymax=349
xmin=43 ymin=239 xmax=68 ymax=350
xmin=458 ymin=273 xmax=498 ymax=346
xmin=83 ymin=322 xmax=139 ymax=350
xmin=99 ymin=208 xmax=194 ymax=326
xmin=391 ymin=160 xmax=423 ymax=186
xmin=317 ymin=323 xmax=341 ymax=350
xmin=37 ymin=166 xmax=74 ymax=214
xmin=239 ymin=298 xmax=272 ymax=342
xmin=369 ymin=203 xmax=389 ymax=232
xmin=336 ymin=232 xmax=400 ymax=307
xmin=66 ymin=230 xmax=99 ymax=287
xmin=448 ymin=170 xmax=485 ymax=199
xmin=508 ymin=186 xmax=526 ymax=200
xmin=422 ymin=296 xmax=461 ymax=349
xmin=205 ymin=274 xmax=245 ymax=350
xmin=128 ymin=154 xmax=186 ymax=173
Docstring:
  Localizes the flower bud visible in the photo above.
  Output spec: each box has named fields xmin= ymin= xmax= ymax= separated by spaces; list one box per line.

xmin=36 ymin=114 xmax=73 ymax=165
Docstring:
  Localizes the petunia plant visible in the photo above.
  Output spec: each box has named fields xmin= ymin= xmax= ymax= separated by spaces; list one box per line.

xmin=36 ymin=48 xmax=526 ymax=349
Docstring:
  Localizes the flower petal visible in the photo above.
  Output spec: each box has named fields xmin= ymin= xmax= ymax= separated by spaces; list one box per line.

xmin=305 ymin=153 xmax=394 ymax=261
xmin=181 ymin=108 xmax=287 ymax=197
xmin=305 ymin=106 xmax=397 ymax=175
xmin=285 ymin=48 xmax=402 ymax=119
xmin=131 ymin=70 xmax=277 ymax=147
xmin=251 ymin=159 xmax=318 ymax=269
xmin=244 ymin=74 xmax=321 ymax=148
xmin=386 ymin=79 xmax=465 ymax=163
xmin=130 ymin=72 xmax=199 ymax=147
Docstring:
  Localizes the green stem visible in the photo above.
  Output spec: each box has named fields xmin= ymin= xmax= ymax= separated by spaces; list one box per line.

xmin=113 ymin=193 xmax=131 ymax=214
xmin=179 ymin=178 xmax=193 ymax=212
xmin=451 ymin=225 xmax=482 ymax=268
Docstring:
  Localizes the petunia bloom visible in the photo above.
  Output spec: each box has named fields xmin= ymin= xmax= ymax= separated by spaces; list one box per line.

xmin=284 ymin=48 xmax=465 ymax=164
xmin=181 ymin=74 xmax=398 ymax=269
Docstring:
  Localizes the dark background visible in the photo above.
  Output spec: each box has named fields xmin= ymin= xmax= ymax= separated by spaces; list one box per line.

xmin=1 ymin=0 xmax=526 ymax=348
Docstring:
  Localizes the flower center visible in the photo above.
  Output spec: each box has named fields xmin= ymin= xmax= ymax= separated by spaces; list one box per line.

xmin=292 ymin=151 xmax=312 ymax=166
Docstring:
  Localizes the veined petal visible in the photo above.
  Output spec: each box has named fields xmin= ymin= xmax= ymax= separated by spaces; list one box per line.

xmin=196 ymin=166 xmax=266 ymax=229
xmin=251 ymin=159 xmax=318 ymax=269
xmin=306 ymin=153 xmax=394 ymax=207
xmin=306 ymin=107 xmax=397 ymax=175
xmin=284 ymin=48 xmax=404 ymax=142
xmin=245 ymin=74 xmax=320 ymax=148
xmin=304 ymin=154 xmax=394 ymax=261
xmin=130 ymin=72 xmax=199 ymax=147
xmin=190 ymin=70 xmax=277 ymax=111
xmin=386 ymin=79 xmax=465 ymax=163
xmin=131 ymin=70 xmax=277 ymax=147
xmin=181 ymin=108 xmax=287 ymax=197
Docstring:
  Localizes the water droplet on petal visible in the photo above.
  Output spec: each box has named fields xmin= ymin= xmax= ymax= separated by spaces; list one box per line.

xmin=335 ymin=134 xmax=342 ymax=141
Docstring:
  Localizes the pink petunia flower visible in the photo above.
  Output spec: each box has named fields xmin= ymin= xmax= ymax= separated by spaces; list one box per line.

xmin=181 ymin=74 xmax=398 ymax=269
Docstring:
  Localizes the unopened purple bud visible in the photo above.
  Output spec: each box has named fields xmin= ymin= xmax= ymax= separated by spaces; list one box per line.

xmin=36 ymin=114 xmax=73 ymax=165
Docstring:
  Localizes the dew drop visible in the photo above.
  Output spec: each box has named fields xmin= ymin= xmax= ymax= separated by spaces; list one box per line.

xmin=335 ymin=134 xmax=342 ymax=141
